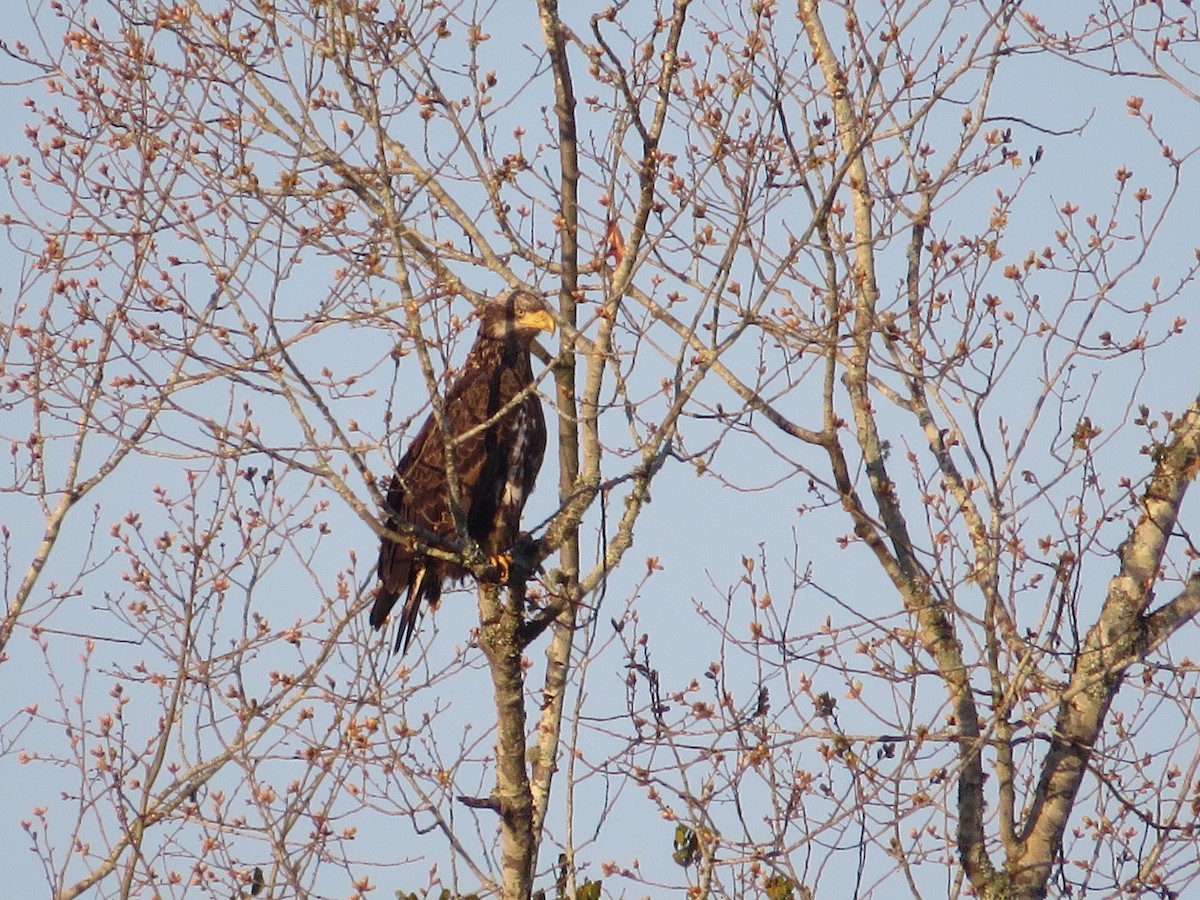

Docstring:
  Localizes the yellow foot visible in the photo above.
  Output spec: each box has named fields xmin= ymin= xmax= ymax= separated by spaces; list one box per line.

xmin=489 ymin=553 xmax=512 ymax=584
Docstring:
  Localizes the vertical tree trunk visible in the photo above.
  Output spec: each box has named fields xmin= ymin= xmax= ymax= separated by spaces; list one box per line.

xmin=478 ymin=581 xmax=535 ymax=900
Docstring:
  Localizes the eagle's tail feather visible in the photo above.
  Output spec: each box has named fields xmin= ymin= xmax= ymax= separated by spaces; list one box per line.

xmin=395 ymin=565 xmax=442 ymax=655
xmin=369 ymin=563 xmax=437 ymax=655
xmin=395 ymin=567 xmax=425 ymax=655
xmin=369 ymin=586 xmax=398 ymax=633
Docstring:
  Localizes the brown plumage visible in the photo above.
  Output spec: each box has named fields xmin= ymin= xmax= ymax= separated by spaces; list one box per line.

xmin=370 ymin=290 xmax=555 ymax=654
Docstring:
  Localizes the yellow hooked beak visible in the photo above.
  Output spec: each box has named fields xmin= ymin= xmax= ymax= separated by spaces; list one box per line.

xmin=518 ymin=309 xmax=556 ymax=335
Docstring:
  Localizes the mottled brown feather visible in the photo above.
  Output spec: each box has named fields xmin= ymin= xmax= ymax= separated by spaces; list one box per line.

xmin=370 ymin=290 xmax=553 ymax=654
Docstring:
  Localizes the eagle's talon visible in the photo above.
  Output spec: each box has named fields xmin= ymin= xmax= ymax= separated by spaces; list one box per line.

xmin=489 ymin=553 xmax=512 ymax=584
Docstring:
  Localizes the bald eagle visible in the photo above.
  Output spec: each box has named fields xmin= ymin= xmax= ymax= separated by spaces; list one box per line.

xmin=370 ymin=290 xmax=555 ymax=654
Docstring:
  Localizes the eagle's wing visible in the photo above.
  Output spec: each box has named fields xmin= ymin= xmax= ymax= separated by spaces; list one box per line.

xmin=371 ymin=347 xmax=524 ymax=652
xmin=466 ymin=365 xmax=547 ymax=553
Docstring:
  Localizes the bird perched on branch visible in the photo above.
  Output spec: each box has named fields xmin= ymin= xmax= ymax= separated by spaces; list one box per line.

xmin=370 ymin=290 xmax=555 ymax=654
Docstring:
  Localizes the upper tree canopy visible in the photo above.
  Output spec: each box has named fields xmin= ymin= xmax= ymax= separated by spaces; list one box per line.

xmin=1 ymin=2 xmax=1199 ymax=899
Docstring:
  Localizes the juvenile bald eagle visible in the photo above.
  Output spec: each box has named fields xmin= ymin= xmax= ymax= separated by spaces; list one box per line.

xmin=370 ymin=290 xmax=555 ymax=654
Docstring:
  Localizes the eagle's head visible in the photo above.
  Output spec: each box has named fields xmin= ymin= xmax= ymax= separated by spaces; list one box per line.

xmin=479 ymin=290 xmax=556 ymax=343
